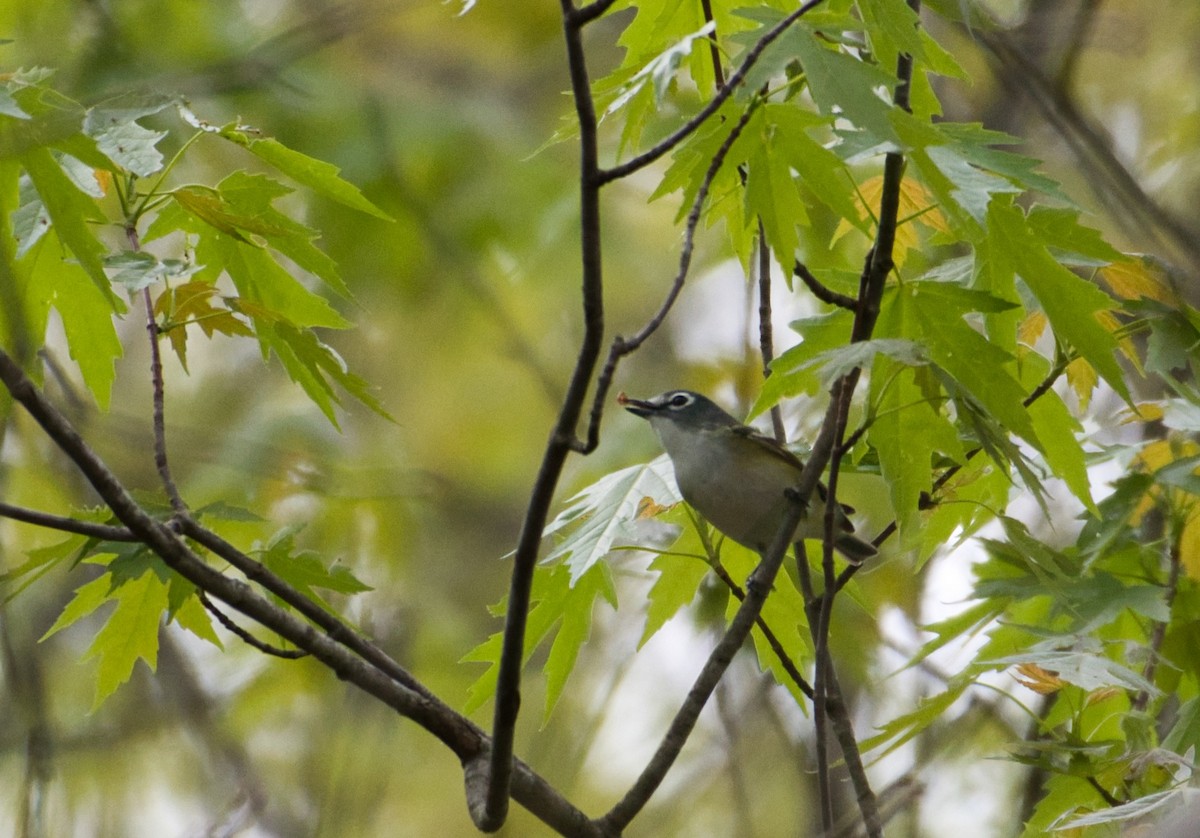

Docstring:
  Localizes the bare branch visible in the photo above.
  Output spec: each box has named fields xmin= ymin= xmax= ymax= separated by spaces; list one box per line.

xmin=794 ymin=259 xmax=858 ymax=310
xmin=579 ymin=99 xmax=760 ymax=454
xmin=485 ymin=0 xmax=610 ymax=825
xmin=198 ymin=592 xmax=308 ymax=659
xmin=568 ymin=0 xmax=621 ymax=26
xmin=0 ymin=502 xmax=137 ymax=541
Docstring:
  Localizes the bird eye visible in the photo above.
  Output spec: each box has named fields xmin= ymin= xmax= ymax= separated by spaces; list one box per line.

xmin=668 ymin=393 xmax=692 ymax=408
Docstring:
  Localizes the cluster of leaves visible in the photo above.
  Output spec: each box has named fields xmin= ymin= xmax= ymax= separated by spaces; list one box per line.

xmin=0 ymin=67 xmax=387 ymax=706
xmin=469 ymin=0 xmax=1200 ymax=830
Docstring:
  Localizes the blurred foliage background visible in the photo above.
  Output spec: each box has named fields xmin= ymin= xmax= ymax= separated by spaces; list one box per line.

xmin=0 ymin=0 xmax=1198 ymax=835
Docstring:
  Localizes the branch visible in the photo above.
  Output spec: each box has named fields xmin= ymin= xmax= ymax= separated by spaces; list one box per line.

xmin=0 ymin=502 xmax=138 ymax=541
xmin=0 ymin=348 xmax=600 ymax=837
xmin=759 ymin=230 xmax=787 ymax=442
xmin=709 ymin=559 xmax=814 ymax=699
xmin=484 ymin=1 xmax=609 ymax=826
xmin=142 ymin=286 xmax=186 ymax=513
xmin=1132 ymin=532 xmax=1181 ymax=712
xmin=568 ymin=0 xmax=620 ymax=26
xmin=177 ymin=517 xmax=427 ymax=696
xmin=198 ymin=592 xmax=308 ymax=659
xmin=126 ymin=221 xmax=186 ymax=516
xmin=597 ymin=0 xmax=830 ymax=184
xmin=973 ymin=21 xmax=1200 ymax=273
xmin=579 ymin=100 xmax=760 ymax=455
xmin=794 ymin=259 xmax=858 ymax=310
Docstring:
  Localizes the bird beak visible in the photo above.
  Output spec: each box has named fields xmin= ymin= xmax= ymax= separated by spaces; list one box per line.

xmin=617 ymin=392 xmax=656 ymax=418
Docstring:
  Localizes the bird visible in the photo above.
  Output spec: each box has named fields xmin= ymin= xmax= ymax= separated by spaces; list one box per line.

xmin=618 ymin=389 xmax=876 ymax=564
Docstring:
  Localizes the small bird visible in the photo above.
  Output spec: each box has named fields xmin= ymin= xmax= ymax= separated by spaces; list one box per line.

xmin=619 ymin=390 xmax=876 ymax=564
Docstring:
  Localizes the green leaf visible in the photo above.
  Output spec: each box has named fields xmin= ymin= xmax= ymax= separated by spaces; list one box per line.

xmin=862 ymin=677 xmax=973 ymax=756
xmin=259 ymin=528 xmax=372 ymax=608
xmin=463 ymin=562 xmax=612 ymax=717
xmin=936 ymin=122 xmax=1068 ymax=200
xmin=986 ymin=647 xmax=1158 ymax=696
xmin=988 ymin=200 xmax=1129 ymax=402
xmin=724 ymin=545 xmax=812 ymax=701
xmin=20 ymin=146 xmax=113 ymax=297
xmin=804 ymin=337 xmax=930 ymax=388
xmin=912 ymin=599 xmax=1007 ymax=669
xmin=743 ymin=110 xmax=805 ymax=268
xmin=541 ymin=456 xmax=680 ymax=584
xmin=788 ymin=23 xmax=899 ymax=143
xmin=857 ymin=0 xmax=964 ymax=80
xmin=165 ymin=575 xmax=222 ymax=647
xmin=246 ymin=316 xmax=390 ymax=426
xmin=1058 ymin=789 xmax=1189 ymax=829
xmin=766 ymin=105 xmax=863 ymax=232
xmin=193 ymin=501 xmax=265 ymax=523
xmin=1022 ymin=359 xmax=1095 ymax=513
xmin=752 ymin=307 xmax=856 ymax=416
xmin=544 ymin=563 xmax=615 ymax=722
xmin=83 ymin=569 xmax=169 ymax=709
xmin=869 ymin=363 xmax=938 ymax=546
xmin=218 ymin=127 xmax=392 ymax=221
xmin=210 ymin=234 xmax=349 ymax=330
xmin=83 ymin=92 xmax=172 ymax=176
xmin=214 ymin=171 xmax=351 ymax=297
xmin=640 ymin=550 xmax=711 ymax=648
xmin=103 ymin=250 xmax=202 ymax=292
xmin=604 ymin=21 xmax=715 ymax=120
xmin=902 ymin=281 xmax=1040 ymax=449
xmin=40 ymin=573 xmax=114 ymax=640
xmin=920 ymin=144 xmax=1022 ymax=225
xmin=26 ymin=229 xmax=123 ymax=408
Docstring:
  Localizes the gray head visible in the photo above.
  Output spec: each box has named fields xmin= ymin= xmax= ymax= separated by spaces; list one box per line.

xmin=618 ymin=390 xmax=741 ymax=429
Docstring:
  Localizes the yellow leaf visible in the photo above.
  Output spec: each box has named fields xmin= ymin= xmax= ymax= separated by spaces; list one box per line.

xmin=636 ymin=496 xmax=672 ymax=519
xmin=1066 ymin=357 xmax=1097 ymax=410
xmin=1120 ymin=402 xmax=1164 ymax=424
xmin=1130 ymin=438 xmax=1200 ymax=528
xmin=1095 ymin=309 xmax=1142 ymax=373
xmin=1180 ymin=505 xmax=1200 ymax=581
xmin=1099 ymin=255 xmax=1175 ymax=303
xmin=1086 ymin=687 xmax=1121 ymax=705
xmin=1017 ymin=311 xmax=1048 ymax=351
xmin=833 ymin=175 xmax=949 ymax=267
xmin=1013 ymin=662 xmax=1066 ymax=694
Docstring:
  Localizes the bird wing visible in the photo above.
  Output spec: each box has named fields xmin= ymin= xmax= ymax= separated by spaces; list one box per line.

xmin=730 ymin=424 xmax=807 ymax=469
xmin=731 ymin=425 xmax=857 ymax=530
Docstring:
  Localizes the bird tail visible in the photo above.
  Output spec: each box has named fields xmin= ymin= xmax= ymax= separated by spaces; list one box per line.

xmin=834 ymin=533 xmax=877 ymax=565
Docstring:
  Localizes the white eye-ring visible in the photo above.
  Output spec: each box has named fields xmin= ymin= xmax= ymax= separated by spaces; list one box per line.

xmin=667 ymin=392 xmax=694 ymax=409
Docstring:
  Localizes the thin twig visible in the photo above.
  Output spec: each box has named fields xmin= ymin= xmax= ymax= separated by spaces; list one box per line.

xmin=198 ymin=591 xmax=308 ymax=659
xmin=0 ymin=502 xmax=138 ymax=541
xmin=759 ymin=229 xmax=788 ymax=443
xmin=795 ymin=259 xmax=858 ymax=310
xmin=568 ymin=0 xmax=620 ymax=26
xmin=1132 ymin=534 xmax=1181 ymax=712
xmin=709 ymin=560 xmax=814 ymax=699
xmin=177 ymin=517 xmax=427 ymax=695
xmin=126 ymin=220 xmax=186 ymax=515
xmin=580 ymin=100 xmax=760 ymax=455
xmin=597 ymin=0 xmax=831 ymax=185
